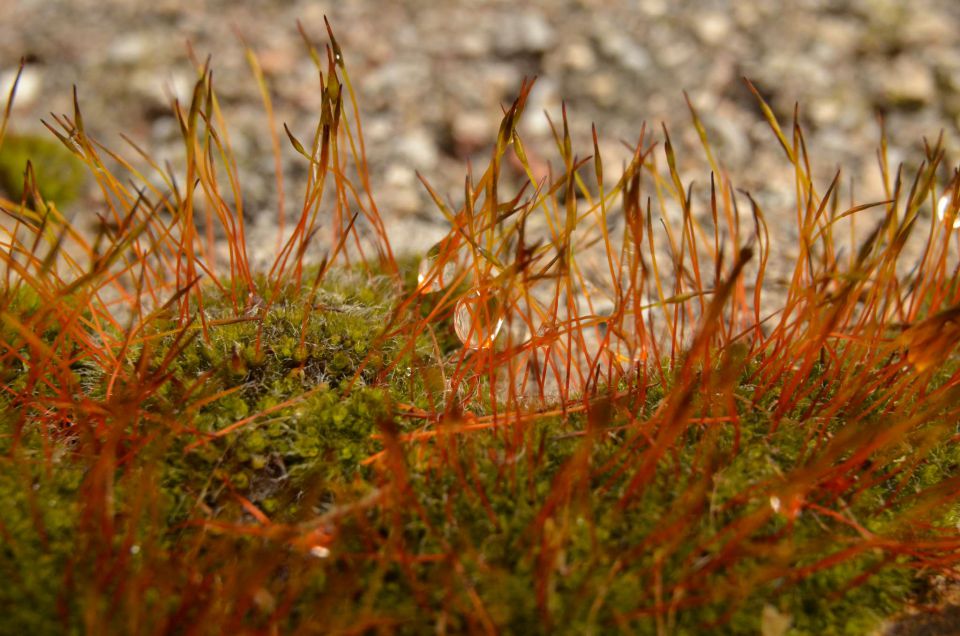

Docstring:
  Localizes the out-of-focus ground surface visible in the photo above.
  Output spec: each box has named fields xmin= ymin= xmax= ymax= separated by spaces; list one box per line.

xmin=2 ymin=0 xmax=960 ymax=632
xmin=4 ymin=0 xmax=960 ymax=257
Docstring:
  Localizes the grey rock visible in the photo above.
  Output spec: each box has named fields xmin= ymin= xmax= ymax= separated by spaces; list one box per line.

xmin=494 ymin=10 xmax=555 ymax=55
xmin=879 ymin=56 xmax=936 ymax=107
xmin=0 ymin=65 xmax=42 ymax=108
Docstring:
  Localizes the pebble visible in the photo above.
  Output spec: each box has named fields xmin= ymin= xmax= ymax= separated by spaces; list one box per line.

xmin=395 ymin=129 xmax=438 ymax=169
xmin=131 ymin=69 xmax=194 ymax=109
xmin=458 ymin=32 xmax=490 ymax=58
xmin=809 ymin=97 xmax=844 ymax=127
xmin=385 ymin=183 xmax=422 ymax=217
xmin=639 ymin=0 xmax=667 ymax=17
xmin=452 ymin=110 xmax=495 ymax=150
xmin=587 ymin=72 xmax=618 ymax=108
xmin=562 ymin=40 xmax=596 ymax=72
xmin=494 ymin=10 xmax=555 ymax=55
xmin=521 ymin=78 xmax=559 ymax=137
xmin=0 ymin=65 xmax=41 ymax=108
xmin=384 ymin=164 xmax=415 ymax=189
xmin=695 ymin=12 xmax=732 ymax=46
xmin=700 ymin=111 xmax=750 ymax=166
xmin=599 ymin=32 xmax=651 ymax=73
xmin=902 ymin=12 xmax=953 ymax=45
xmin=108 ymin=33 xmax=151 ymax=65
xmin=880 ymin=56 xmax=936 ymax=107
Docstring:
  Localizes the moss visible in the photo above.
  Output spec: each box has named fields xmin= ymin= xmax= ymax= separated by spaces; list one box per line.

xmin=269 ymin=359 xmax=943 ymax=635
xmin=2 ymin=262 xmax=958 ymax=633
xmin=0 ymin=426 xmax=84 ymax=635
xmin=150 ymin=269 xmax=407 ymax=531
xmin=0 ymin=134 xmax=86 ymax=205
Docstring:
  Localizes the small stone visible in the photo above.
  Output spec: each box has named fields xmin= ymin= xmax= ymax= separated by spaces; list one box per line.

xmin=562 ymin=40 xmax=596 ymax=71
xmin=587 ymin=72 xmax=618 ymax=107
xmin=384 ymin=164 xmax=416 ymax=189
xmin=0 ymin=65 xmax=42 ymax=108
xmin=383 ymin=169 xmax=421 ymax=216
xmin=257 ymin=45 xmax=297 ymax=74
xmin=600 ymin=32 xmax=651 ymax=73
xmin=452 ymin=111 xmax=494 ymax=150
xmin=903 ymin=12 xmax=953 ymax=46
xmin=132 ymin=69 xmax=193 ymax=108
xmin=363 ymin=116 xmax=394 ymax=144
xmin=935 ymin=55 xmax=960 ymax=123
xmin=732 ymin=2 xmax=762 ymax=28
xmin=880 ymin=56 xmax=935 ymax=108
xmin=384 ymin=217 xmax=448 ymax=251
xmin=495 ymin=10 xmax=555 ymax=55
xmin=700 ymin=111 xmax=749 ymax=166
xmin=596 ymin=139 xmax=634 ymax=176
xmin=815 ymin=18 xmax=862 ymax=58
xmin=639 ymin=0 xmax=667 ymax=17
xmin=658 ymin=41 xmax=692 ymax=68
xmin=517 ymin=12 xmax=554 ymax=52
xmin=485 ymin=63 xmax=523 ymax=97
xmin=695 ymin=12 xmax=732 ymax=46
xmin=521 ymin=78 xmax=559 ymax=137
xmin=458 ymin=32 xmax=489 ymax=58
xmin=809 ymin=97 xmax=843 ymax=127
xmin=108 ymin=33 xmax=151 ymax=65
xmin=395 ymin=129 xmax=438 ymax=169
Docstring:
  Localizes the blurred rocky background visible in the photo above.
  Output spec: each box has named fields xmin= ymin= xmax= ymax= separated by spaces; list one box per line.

xmin=2 ymin=0 xmax=959 ymax=260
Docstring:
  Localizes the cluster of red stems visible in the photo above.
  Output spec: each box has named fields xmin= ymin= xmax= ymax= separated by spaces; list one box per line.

xmin=2 ymin=19 xmax=960 ymax=632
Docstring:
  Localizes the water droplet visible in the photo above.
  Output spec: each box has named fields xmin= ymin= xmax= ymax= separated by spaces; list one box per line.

xmin=417 ymin=241 xmax=462 ymax=293
xmin=244 ymin=291 xmax=264 ymax=317
xmin=536 ymin=319 xmax=561 ymax=342
xmin=937 ymin=192 xmax=960 ymax=228
xmin=597 ymin=320 xmax=608 ymax=337
xmin=454 ymin=290 xmax=504 ymax=349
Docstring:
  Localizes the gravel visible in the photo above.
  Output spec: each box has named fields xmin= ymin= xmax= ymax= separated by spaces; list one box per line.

xmin=4 ymin=0 xmax=960 ymax=258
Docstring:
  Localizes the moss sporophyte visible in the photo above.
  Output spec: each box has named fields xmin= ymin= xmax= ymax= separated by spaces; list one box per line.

xmin=2 ymin=18 xmax=960 ymax=634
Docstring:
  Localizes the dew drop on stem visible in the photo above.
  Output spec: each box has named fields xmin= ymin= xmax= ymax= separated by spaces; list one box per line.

xmin=936 ymin=192 xmax=960 ymax=229
xmin=417 ymin=240 xmax=462 ymax=293
xmin=454 ymin=289 xmax=504 ymax=350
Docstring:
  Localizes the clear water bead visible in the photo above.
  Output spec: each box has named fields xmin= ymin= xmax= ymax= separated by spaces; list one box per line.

xmin=937 ymin=192 xmax=960 ymax=229
xmin=454 ymin=289 xmax=504 ymax=350
xmin=417 ymin=241 xmax=462 ymax=293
